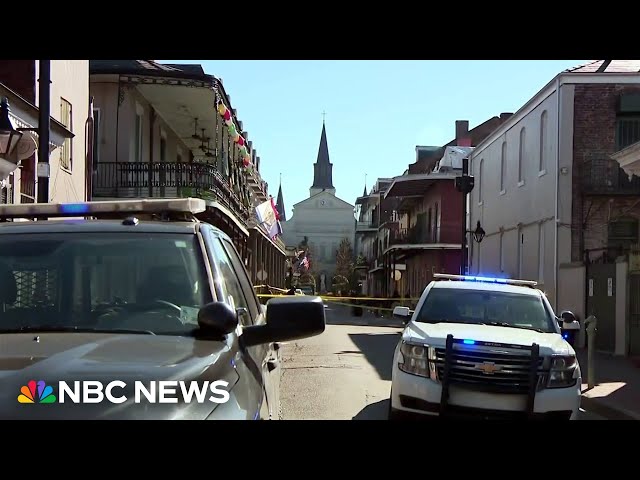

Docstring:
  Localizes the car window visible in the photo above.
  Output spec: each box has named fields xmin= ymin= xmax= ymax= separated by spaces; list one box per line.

xmin=0 ymin=232 xmax=211 ymax=335
xmin=220 ymin=239 xmax=260 ymax=320
xmin=207 ymin=238 xmax=253 ymax=326
xmin=415 ymin=287 xmax=555 ymax=333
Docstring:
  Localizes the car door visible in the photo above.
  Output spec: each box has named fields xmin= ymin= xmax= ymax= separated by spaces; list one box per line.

xmin=219 ymin=238 xmax=279 ymax=420
xmin=202 ymin=232 xmax=273 ymax=419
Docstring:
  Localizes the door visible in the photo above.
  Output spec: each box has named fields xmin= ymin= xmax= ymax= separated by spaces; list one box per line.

xmin=586 ymin=262 xmax=617 ymax=352
xmin=203 ymin=228 xmax=274 ymax=419
xmin=629 ymin=274 xmax=640 ymax=356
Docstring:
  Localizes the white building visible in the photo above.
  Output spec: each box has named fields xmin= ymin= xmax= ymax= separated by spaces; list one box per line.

xmin=468 ymin=60 xmax=640 ymax=356
xmin=281 ymin=122 xmax=356 ymax=291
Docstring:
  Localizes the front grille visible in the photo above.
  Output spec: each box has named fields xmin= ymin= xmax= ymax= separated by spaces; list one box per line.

xmin=433 ymin=346 xmax=546 ymax=394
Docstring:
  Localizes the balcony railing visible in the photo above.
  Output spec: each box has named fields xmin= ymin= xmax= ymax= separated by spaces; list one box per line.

xmin=388 ymin=224 xmax=462 ymax=246
xmin=582 ymin=158 xmax=640 ymax=195
xmin=93 ymin=161 xmax=250 ymax=222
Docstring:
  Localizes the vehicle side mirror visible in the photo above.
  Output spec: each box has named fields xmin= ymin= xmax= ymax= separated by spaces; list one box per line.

xmin=197 ymin=301 xmax=239 ymax=336
xmin=242 ymin=296 xmax=326 ymax=347
xmin=560 ymin=310 xmax=577 ymax=324
xmin=393 ymin=306 xmax=412 ymax=323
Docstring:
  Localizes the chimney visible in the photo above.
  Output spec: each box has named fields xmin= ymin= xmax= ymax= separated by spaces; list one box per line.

xmin=455 ymin=120 xmax=471 ymax=146
xmin=500 ymin=112 xmax=513 ymax=120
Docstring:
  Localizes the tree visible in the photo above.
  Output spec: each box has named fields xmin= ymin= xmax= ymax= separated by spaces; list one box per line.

xmin=335 ymin=237 xmax=354 ymax=282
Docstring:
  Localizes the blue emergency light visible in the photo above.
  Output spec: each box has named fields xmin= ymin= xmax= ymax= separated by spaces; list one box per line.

xmin=59 ymin=203 xmax=91 ymax=214
xmin=463 ymin=339 xmax=476 ymax=345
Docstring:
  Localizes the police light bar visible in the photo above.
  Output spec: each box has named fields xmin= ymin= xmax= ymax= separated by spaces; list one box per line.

xmin=0 ymin=198 xmax=207 ymax=219
xmin=433 ymin=273 xmax=538 ymax=287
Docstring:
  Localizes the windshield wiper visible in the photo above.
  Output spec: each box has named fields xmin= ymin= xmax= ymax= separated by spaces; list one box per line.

xmin=0 ymin=326 xmax=156 ymax=335
xmin=422 ymin=319 xmax=487 ymax=325
xmin=486 ymin=322 xmax=545 ymax=333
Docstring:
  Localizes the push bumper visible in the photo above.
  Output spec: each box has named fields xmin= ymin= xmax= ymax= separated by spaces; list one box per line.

xmin=391 ymin=368 xmax=581 ymax=420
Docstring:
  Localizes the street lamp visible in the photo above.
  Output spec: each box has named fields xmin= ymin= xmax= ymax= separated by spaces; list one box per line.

xmin=472 ymin=221 xmax=485 ymax=243
xmin=0 ymin=97 xmax=23 ymax=158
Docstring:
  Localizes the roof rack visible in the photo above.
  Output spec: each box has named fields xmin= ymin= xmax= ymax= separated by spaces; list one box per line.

xmin=0 ymin=198 xmax=207 ymax=220
xmin=433 ymin=273 xmax=538 ymax=288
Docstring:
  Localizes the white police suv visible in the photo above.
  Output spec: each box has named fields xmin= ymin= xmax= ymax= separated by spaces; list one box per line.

xmin=389 ymin=274 xmax=582 ymax=420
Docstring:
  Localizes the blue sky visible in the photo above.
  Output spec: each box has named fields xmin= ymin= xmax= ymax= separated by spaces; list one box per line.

xmin=161 ymin=60 xmax=586 ymax=218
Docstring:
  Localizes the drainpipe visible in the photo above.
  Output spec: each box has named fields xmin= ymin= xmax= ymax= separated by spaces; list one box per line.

xmin=554 ymin=76 xmax=561 ymax=310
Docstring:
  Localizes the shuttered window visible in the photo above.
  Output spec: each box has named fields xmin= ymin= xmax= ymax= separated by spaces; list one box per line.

xmin=60 ymin=98 xmax=73 ymax=170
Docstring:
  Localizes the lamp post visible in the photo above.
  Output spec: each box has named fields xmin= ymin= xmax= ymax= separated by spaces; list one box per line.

xmin=37 ymin=60 xmax=51 ymax=204
xmin=0 ymin=97 xmax=24 ymax=180
xmin=454 ymin=156 xmax=475 ymax=275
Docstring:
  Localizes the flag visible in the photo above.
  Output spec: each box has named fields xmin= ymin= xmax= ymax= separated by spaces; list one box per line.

xmin=255 ymin=199 xmax=282 ymax=240
xmin=270 ymin=195 xmax=280 ymax=221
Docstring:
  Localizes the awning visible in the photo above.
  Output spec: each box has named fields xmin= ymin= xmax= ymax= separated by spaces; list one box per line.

xmin=251 ymin=226 xmax=287 ymax=256
xmin=203 ymin=200 xmax=249 ymax=237
xmin=383 ymin=243 xmax=461 ymax=256
xmin=611 ymin=141 xmax=640 ymax=180
xmin=384 ymin=172 xmax=457 ymax=199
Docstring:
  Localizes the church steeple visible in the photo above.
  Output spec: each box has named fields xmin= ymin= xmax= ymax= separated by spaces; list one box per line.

xmin=310 ymin=119 xmax=336 ymax=197
xmin=276 ymin=175 xmax=286 ymax=221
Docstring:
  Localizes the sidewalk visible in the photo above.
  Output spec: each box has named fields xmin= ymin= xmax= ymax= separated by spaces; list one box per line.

xmin=576 ymin=348 xmax=640 ymax=420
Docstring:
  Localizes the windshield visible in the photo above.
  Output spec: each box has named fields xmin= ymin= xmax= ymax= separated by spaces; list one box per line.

xmin=0 ymin=233 xmax=212 ymax=336
xmin=415 ymin=287 xmax=557 ymax=333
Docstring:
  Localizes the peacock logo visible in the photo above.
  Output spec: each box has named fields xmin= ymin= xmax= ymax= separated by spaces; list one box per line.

xmin=18 ymin=380 xmax=57 ymax=404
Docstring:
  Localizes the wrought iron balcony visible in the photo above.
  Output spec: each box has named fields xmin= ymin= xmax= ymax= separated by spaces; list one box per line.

xmin=388 ymin=223 xmax=461 ymax=246
xmin=581 ymin=158 xmax=640 ymax=195
xmin=92 ymin=161 xmax=251 ymax=222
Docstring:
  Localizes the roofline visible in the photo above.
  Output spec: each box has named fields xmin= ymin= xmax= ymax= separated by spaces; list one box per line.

xmin=89 ymin=62 xmax=212 ymax=82
xmin=383 ymin=172 xmax=458 ymax=200
xmin=471 ymin=70 xmax=640 ymax=156
xmin=292 ymin=190 xmax=354 ymax=208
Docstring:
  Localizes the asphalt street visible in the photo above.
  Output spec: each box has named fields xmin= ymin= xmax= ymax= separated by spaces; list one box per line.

xmin=278 ymin=302 xmax=607 ymax=420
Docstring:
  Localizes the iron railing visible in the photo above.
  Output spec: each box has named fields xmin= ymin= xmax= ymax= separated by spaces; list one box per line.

xmin=388 ymin=224 xmax=461 ymax=246
xmin=93 ymin=161 xmax=251 ymax=221
xmin=581 ymin=157 xmax=640 ymax=195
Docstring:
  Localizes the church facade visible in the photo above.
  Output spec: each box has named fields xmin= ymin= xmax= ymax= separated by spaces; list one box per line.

xmin=280 ymin=122 xmax=356 ymax=293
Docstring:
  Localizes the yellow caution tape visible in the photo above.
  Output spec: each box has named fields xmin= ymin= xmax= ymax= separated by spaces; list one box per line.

xmin=256 ymin=293 xmax=421 ymax=302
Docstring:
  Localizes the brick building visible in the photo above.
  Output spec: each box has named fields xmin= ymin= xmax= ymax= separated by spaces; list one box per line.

xmin=468 ymin=60 xmax=640 ymax=356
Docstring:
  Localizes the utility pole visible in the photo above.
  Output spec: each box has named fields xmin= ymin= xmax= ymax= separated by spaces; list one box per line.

xmin=37 ymin=60 xmax=51 ymax=204
xmin=455 ymin=156 xmax=474 ymax=275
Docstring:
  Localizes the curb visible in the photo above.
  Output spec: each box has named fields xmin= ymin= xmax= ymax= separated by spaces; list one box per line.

xmin=580 ymin=395 xmax=640 ymax=421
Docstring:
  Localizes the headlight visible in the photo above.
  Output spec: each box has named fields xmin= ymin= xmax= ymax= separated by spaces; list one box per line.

xmin=398 ymin=341 xmax=430 ymax=377
xmin=547 ymin=355 xmax=578 ymax=388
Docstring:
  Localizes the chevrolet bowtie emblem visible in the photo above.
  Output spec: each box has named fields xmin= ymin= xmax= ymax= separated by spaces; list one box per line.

xmin=475 ymin=362 xmax=502 ymax=374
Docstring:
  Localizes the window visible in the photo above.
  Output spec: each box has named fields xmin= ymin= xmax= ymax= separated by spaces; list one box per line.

xmin=500 ymin=141 xmax=507 ymax=192
xmin=608 ymin=217 xmax=639 ymax=252
xmin=92 ymin=108 xmax=100 ymax=165
xmin=221 ymin=239 xmax=261 ymax=320
xmin=208 ymin=238 xmax=252 ymax=326
xmin=433 ymin=202 xmax=439 ymax=242
xmin=616 ymin=94 xmax=640 ymax=150
xmin=517 ymin=227 xmax=523 ymax=278
xmin=538 ymin=222 xmax=545 ymax=284
xmin=499 ymin=232 xmax=504 ymax=272
xmin=134 ymin=112 xmax=143 ymax=163
xmin=60 ymin=98 xmax=73 ymax=170
xmin=0 ymin=233 xmax=211 ymax=335
xmin=415 ymin=288 xmax=556 ymax=333
xmin=539 ymin=110 xmax=548 ymax=172
xmin=518 ymin=127 xmax=525 ymax=183
xmin=477 ymin=158 xmax=483 ymax=203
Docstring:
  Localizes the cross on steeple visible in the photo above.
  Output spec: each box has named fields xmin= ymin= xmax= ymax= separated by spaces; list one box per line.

xmin=322 ymin=111 xmax=326 ymax=124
